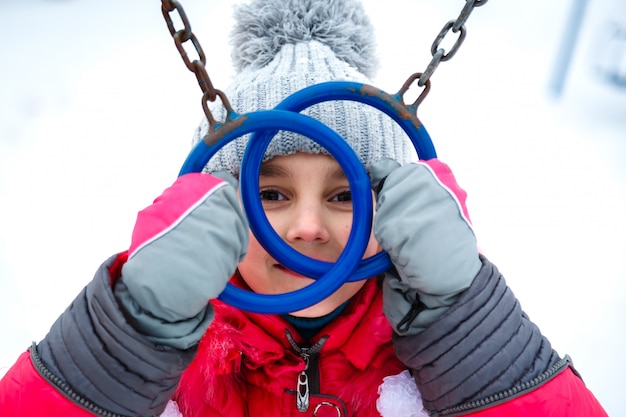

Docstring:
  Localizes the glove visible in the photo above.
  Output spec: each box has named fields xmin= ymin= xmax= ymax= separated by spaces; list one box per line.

xmin=114 ymin=171 xmax=248 ymax=349
xmin=370 ymin=158 xmax=481 ymax=336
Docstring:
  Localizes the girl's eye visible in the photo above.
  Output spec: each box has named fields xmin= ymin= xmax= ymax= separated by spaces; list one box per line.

xmin=260 ymin=189 xmax=285 ymax=201
xmin=330 ymin=190 xmax=352 ymax=203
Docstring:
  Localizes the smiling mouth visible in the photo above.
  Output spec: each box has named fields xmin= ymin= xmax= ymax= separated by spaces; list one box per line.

xmin=274 ymin=264 xmax=312 ymax=279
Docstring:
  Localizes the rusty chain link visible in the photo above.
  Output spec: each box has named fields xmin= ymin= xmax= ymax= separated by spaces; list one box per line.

xmin=416 ymin=0 xmax=488 ymax=87
xmin=161 ymin=0 xmax=233 ymax=128
xmin=161 ymin=0 xmax=489 ymax=123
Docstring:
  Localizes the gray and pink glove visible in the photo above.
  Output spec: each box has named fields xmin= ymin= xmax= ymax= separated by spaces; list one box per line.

xmin=371 ymin=159 xmax=482 ymax=336
xmin=114 ymin=172 xmax=248 ymax=349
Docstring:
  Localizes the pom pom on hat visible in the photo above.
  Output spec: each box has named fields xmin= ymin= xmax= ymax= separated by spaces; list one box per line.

xmin=230 ymin=0 xmax=379 ymax=77
xmin=193 ymin=0 xmax=415 ymax=176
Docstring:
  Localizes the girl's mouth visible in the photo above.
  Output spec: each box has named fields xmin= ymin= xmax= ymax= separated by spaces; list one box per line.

xmin=274 ymin=264 xmax=310 ymax=279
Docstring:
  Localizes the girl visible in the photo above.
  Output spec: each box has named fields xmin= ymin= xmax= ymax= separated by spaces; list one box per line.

xmin=0 ymin=0 xmax=608 ymax=416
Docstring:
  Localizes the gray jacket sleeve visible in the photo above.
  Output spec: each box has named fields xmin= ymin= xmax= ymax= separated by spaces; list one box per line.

xmin=393 ymin=255 xmax=569 ymax=416
xmin=33 ymin=254 xmax=198 ymax=417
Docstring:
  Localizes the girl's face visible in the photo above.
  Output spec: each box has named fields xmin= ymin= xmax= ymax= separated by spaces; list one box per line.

xmin=237 ymin=152 xmax=381 ymax=318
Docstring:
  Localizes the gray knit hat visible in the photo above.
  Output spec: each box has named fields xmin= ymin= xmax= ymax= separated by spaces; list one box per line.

xmin=192 ymin=0 xmax=415 ymax=176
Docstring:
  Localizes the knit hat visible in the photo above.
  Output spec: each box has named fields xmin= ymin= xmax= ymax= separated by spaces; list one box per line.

xmin=192 ymin=0 xmax=415 ymax=176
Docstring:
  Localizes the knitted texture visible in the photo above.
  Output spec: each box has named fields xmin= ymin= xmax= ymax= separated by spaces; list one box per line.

xmin=192 ymin=0 xmax=415 ymax=175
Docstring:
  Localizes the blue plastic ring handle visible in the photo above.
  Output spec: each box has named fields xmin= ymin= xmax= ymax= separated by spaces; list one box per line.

xmin=242 ymin=81 xmax=437 ymax=281
xmin=178 ymin=81 xmax=438 ymax=313
xmin=179 ymin=109 xmax=372 ymax=313
xmin=276 ymin=81 xmax=437 ymax=159
xmin=238 ymin=110 xmax=373 ymax=281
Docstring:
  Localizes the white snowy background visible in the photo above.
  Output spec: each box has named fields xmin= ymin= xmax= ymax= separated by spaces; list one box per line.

xmin=1 ymin=0 xmax=624 ymax=415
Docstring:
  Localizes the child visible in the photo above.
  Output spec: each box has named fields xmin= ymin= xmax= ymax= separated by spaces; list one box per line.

xmin=0 ymin=0 xmax=609 ymax=416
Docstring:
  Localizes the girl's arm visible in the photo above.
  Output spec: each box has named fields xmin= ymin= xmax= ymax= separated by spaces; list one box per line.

xmin=372 ymin=158 xmax=608 ymax=416
xmin=0 ymin=172 xmax=247 ymax=416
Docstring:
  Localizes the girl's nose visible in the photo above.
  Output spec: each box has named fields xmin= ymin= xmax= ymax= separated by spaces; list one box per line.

xmin=285 ymin=204 xmax=330 ymax=244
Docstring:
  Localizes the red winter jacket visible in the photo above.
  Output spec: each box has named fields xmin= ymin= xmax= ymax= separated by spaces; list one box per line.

xmin=174 ymin=275 xmax=406 ymax=416
xmin=0 ymin=256 xmax=609 ymax=417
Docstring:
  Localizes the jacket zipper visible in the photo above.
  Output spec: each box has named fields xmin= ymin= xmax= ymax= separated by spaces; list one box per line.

xmin=296 ymin=347 xmax=312 ymax=412
xmin=439 ymin=355 xmax=573 ymax=416
xmin=28 ymin=342 xmax=132 ymax=417
xmin=286 ymin=330 xmax=328 ymax=413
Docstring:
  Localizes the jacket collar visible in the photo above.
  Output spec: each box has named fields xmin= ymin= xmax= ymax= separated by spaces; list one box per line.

xmin=209 ymin=274 xmax=392 ymax=372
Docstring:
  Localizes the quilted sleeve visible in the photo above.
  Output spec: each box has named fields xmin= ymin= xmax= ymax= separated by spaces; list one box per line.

xmin=34 ymin=254 xmax=198 ymax=417
xmin=393 ymin=255 xmax=567 ymax=414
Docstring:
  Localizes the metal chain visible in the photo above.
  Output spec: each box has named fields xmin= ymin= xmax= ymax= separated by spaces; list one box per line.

xmin=161 ymin=0 xmax=489 ymax=121
xmin=417 ymin=0 xmax=488 ymax=87
xmin=161 ymin=0 xmax=233 ymax=127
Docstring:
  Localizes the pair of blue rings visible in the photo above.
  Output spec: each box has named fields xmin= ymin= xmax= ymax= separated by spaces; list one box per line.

xmin=179 ymin=81 xmax=437 ymax=314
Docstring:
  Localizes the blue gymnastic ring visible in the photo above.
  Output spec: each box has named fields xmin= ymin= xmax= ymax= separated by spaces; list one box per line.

xmin=276 ymin=81 xmax=437 ymax=159
xmin=242 ymin=81 xmax=437 ymax=281
xmin=238 ymin=110 xmax=373 ymax=280
xmin=179 ymin=109 xmax=372 ymax=314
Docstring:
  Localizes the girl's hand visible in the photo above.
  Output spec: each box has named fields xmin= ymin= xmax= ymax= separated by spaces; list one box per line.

xmin=371 ymin=159 xmax=481 ymax=335
xmin=115 ymin=172 xmax=248 ymax=347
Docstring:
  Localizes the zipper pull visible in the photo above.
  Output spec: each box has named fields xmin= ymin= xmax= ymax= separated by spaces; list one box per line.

xmin=285 ymin=330 xmax=329 ymax=413
xmin=296 ymin=368 xmax=310 ymax=412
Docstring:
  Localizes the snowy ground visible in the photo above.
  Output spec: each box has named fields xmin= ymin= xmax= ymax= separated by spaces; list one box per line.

xmin=1 ymin=0 xmax=624 ymax=415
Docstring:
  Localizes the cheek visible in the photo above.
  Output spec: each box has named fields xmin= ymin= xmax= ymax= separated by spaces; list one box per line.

xmin=238 ymin=231 xmax=266 ymax=273
xmin=364 ymin=195 xmax=382 ymax=258
xmin=364 ymin=229 xmax=382 ymax=258
xmin=336 ymin=214 xmax=380 ymax=258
